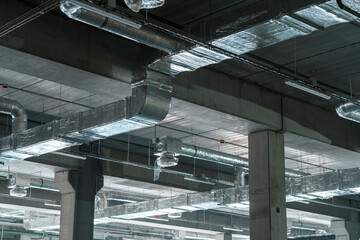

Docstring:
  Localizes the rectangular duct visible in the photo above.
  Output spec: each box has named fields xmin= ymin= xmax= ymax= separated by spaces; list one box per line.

xmin=0 ymin=76 xmax=172 ymax=163
xmin=150 ymin=0 xmax=359 ymax=76
xmin=25 ymin=167 xmax=360 ymax=231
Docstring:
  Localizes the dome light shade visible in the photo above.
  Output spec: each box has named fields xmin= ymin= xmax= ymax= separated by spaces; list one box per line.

xmin=10 ymin=185 xmax=27 ymax=197
xmin=156 ymin=152 xmax=178 ymax=168
xmin=124 ymin=0 xmax=165 ymax=12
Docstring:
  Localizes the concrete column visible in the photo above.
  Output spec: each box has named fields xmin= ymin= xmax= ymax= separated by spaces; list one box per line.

xmin=216 ymin=233 xmax=232 ymax=240
xmin=55 ymin=157 xmax=103 ymax=240
xmin=332 ymin=212 xmax=360 ymax=240
xmin=249 ymin=130 xmax=287 ymax=240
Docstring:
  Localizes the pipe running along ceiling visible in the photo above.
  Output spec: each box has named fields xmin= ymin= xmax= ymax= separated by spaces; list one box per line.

xmin=154 ymin=136 xmax=306 ymax=178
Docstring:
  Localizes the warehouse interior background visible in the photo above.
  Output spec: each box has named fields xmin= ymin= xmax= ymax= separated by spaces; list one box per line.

xmin=0 ymin=0 xmax=360 ymax=239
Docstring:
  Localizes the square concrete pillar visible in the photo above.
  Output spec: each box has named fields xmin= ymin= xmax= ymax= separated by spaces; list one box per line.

xmin=55 ymin=157 xmax=103 ymax=240
xmin=249 ymin=130 xmax=287 ymax=240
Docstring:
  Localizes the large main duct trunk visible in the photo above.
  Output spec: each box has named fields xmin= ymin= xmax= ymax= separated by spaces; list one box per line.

xmin=25 ymin=167 xmax=360 ymax=231
xmin=0 ymin=71 xmax=171 ymax=162
xmin=150 ymin=0 xmax=360 ymax=76
xmin=60 ymin=0 xmax=359 ymax=77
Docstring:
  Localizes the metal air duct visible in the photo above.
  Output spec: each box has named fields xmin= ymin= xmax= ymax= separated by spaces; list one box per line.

xmin=59 ymin=0 xmax=359 ymax=77
xmin=149 ymin=0 xmax=360 ymax=76
xmin=60 ymin=0 xmax=187 ymax=53
xmin=0 ymin=98 xmax=27 ymax=134
xmin=0 ymin=70 xmax=172 ymax=162
xmin=154 ymin=136 xmax=306 ymax=178
xmin=336 ymin=102 xmax=360 ymax=123
xmin=26 ymin=167 xmax=360 ymax=231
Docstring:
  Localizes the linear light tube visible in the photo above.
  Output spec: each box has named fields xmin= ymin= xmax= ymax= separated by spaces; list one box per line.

xmin=285 ymin=81 xmax=331 ymax=100
xmin=223 ymin=226 xmax=244 ymax=232
xmin=184 ymin=176 xmax=215 ymax=185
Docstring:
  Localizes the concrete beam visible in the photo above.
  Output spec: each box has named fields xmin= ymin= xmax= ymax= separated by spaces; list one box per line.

xmin=0 ymin=195 xmax=60 ymax=215
xmin=26 ymin=143 xmax=235 ymax=192
xmin=0 ymin=180 xmax=60 ymax=214
xmin=143 ymin=210 xmax=249 ymax=236
xmin=287 ymin=201 xmax=351 ymax=220
xmin=1 ymin=0 xmax=359 ymax=168
xmin=0 ymin=0 xmax=160 ymax=87
xmin=173 ymin=68 xmax=360 ymax=161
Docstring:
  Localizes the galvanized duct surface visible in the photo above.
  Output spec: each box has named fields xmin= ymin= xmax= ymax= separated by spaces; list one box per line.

xmin=25 ymin=167 xmax=360 ymax=231
xmin=150 ymin=0 xmax=359 ymax=76
xmin=60 ymin=0 xmax=187 ymax=53
xmin=336 ymin=102 xmax=360 ymax=123
xmin=0 ymin=98 xmax=27 ymax=134
xmin=0 ymin=77 xmax=171 ymax=162
xmin=154 ymin=136 xmax=306 ymax=178
xmin=60 ymin=0 xmax=359 ymax=76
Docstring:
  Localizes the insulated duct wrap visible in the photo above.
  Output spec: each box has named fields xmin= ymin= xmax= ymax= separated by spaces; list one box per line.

xmin=342 ymin=0 xmax=360 ymax=12
xmin=61 ymin=0 xmax=359 ymax=77
xmin=60 ymin=0 xmax=186 ymax=53
xmin=25 ymin=168 xmax=360 ymax=231
xmin=155 ymin=136 xmax=305 ymax=177
xmin=0 ymin=98 xmax=27 ymax=134
xmin=150 ymin=0 xmax=359 ymax=76
xmin=0 ymin=78 xmax=172 ymax=162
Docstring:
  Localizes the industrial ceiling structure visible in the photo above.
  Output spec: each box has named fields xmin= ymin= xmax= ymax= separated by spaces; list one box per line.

xmin=0 ymin=0 xmax=360 ymax=239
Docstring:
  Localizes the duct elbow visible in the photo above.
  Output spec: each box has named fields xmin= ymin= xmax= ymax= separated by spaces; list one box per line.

xmin=0 ymin=98 xmax=27 ymax=133
xmin=130 ymin=72 xmax=172 ymax=124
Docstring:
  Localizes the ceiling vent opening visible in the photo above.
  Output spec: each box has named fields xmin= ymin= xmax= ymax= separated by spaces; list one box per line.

xmin=8 ymin=173 xmax=30 ymax=198
xmin=155 ymin=151 xmax=179 ymax=168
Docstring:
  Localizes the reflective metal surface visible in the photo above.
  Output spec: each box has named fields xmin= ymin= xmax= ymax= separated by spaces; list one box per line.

xmin=0 ymin=73 xmax=172 ymax=162
xmin=0 ymin=98 xmax=27 ymax=133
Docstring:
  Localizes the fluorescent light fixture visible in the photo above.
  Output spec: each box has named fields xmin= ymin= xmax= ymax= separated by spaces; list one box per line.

xmin=185 ymin=236 xmax=215 ymax=240
xmin=291 ymin=225 xmax=317 ymax=231
xmin=167 ymin=212 xmax=182 ymax=219
xmin=285 ymin=81 xmax=331 ymax=100
xmin=174 ymin=206 xmax=201 ymax=212
xmin=117 ymin=210 xmax=165 ymax=219
xmin=223 ymin=226 xmax=244 ymax=233
xmin=51 ymin=151 xmax=86 ymax=160
xmin=45 ymin=200 xmax=61 ymax=208
xmin=144 ymin=216 xmax=169 ymax=222
xmin=107 ymin=197 xmax=138 ymax=203
xmin=64 ymin=0 xmax=142 ymax=29
xmin=184 ymin=176 xmax=215 ymax=185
